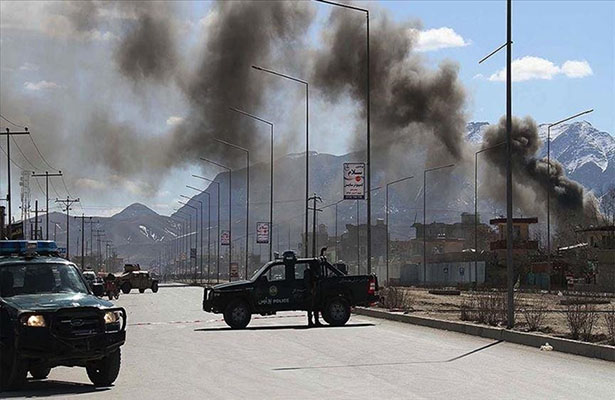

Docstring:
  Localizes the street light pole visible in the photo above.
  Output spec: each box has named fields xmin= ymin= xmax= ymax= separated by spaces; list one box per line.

xmin=193 ymin=175 xmax=221 ymax=283
xmin=475 ymin=142 xmax=506 ymax=285
xmin=386 ymin=176 xmax=414 ymax=286
xmin=215 ymin=137 xmax=250 ymax=278
xmin=186 ymin=187 xmax=210 ymax=284
xmin=251 ymin=65 xmax=309 ymax=258
xmin=201 ymin=158 xmax=232 ymax=281
xmin=180 ymin=197 xmax=202 ymax=283
xmin=423 ymin=165 xmax=454 ymax=284
xmin=229 ymin=107 xmax=274 ymax=263
xmin=315 ymin=0 xmax=371 ymax=274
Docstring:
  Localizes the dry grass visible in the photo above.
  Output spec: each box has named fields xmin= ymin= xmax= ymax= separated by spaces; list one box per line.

xmin=380 ymin=286 xmax=413 ymax=311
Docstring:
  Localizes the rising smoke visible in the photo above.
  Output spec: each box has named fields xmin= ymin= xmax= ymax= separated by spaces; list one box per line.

xmin=481 ymin=116 xmax=601 ymax=225
xmin=0 ymin=0 xmax=599 ymax=226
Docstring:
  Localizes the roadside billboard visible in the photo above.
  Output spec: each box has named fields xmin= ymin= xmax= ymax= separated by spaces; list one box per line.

xmin=343 ymin=162 xmax=365 ymax=200
xmin=256 ymin=222 xmax=269 ymax=244
xmin=221 ymin=230 xmax=230 ymax=246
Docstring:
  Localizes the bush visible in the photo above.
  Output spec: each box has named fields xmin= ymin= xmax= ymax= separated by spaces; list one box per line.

xmin=459 ymin=292 xmax=508 ymax=326
xmin=380 ymin=287 xmax=413 ymax=311
xmin=521 ymin=303 xmax=547 ymax=331
xmin=605 ymin=306 xmax=615 ymax=345
xmin=564 ymin=302 xmax=599 ymax=341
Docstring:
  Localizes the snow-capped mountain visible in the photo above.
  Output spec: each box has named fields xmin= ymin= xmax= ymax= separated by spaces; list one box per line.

xmin=467 ymin=121 xmax=615 ymax=193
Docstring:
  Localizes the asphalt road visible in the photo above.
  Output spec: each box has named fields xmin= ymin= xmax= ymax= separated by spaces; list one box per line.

xmin=7 ymin=285 xmax=614 ymax=399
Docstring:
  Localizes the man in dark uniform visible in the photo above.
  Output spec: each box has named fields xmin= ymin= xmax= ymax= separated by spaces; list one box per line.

xmin=304 ymin=263 xmax=322 ymax=327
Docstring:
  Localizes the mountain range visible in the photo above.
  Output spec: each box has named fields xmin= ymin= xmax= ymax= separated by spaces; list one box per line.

xmin=38 ymin=122 xmax=613 ymax=266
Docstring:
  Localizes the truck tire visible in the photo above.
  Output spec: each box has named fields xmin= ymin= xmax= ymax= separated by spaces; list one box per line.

xmin=29 ymin=365 xmax=51 ymax=380
xmin=0 ymin=347 xmax=27 ymax=391
xmin=86 ymin=349 xmax=121 ymax=387
xmin=151 ymin=282 xmax=159 ymax=293
xmin=324 ymin=297 xmax=351 ymax=326
xmin=121 ymin=283 xmax=131 ymax=294
xmin=223 ymin=300 xmax=251 ymax=329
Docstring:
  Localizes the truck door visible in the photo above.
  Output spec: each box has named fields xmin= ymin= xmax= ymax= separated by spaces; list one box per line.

xmin=254 ymin=263 xmax=293 ymax=312
xmin=289 ymin=262 xmax=313 ymax=311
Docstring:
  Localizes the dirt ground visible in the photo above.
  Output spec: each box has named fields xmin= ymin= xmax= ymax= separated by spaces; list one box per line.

xmin=380 ymin=287 xmax=614 ymax=345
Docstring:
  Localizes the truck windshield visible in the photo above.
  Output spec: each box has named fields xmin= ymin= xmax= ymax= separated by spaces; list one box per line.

xmin=0 ymin=263 xmax=89 ymax=297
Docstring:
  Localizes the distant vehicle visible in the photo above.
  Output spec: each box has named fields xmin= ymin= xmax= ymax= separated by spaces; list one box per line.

xmin=203 ymin=250 xmax=379 ymax=329
xmin=116 ymin=264 xmax=159 ymax=294
xmin=82 ymin=270 xmax=97 ymax=288
xmin=0 ymin=241 xmax=126 ymax=391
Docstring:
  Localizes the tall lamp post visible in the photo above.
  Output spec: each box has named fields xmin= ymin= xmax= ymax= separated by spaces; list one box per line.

xmin=179 ymin=198 xmax=201 ymax=283
xmin=174 ymin=209 xmax=192 ymax=280
xmin=186 ymin=187 xmax=211 ymax=284
xmin=169 ymin=216 xmax=184 ymax=278
xmin=251 ymin=65 xmax=309 ymax=258
xmin=475 ymin=142 xmax=505 ymax=284
xmin=201 ymin=158 xmax=233 ymax=281
xmin=546 ymin=109 xmax=593 ymax=272
xmin=193 ymin=175 xmax=221 ymax=283
xmin=386 ymin=176 xmax=414 ymax=286
xmin=229 ymin=107 xmax=274 ymax=262
xmin=423 ymin=164 xmax=454 ymax=283
xmin=315 ymin=0 xmax=371 ymax=274
xmin=214 ymin=138 xmax=250 ymax=277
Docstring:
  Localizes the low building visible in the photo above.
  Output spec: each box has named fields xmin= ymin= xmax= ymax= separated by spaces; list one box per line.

xmin=575 ymin=225 xmax=615 ymax=292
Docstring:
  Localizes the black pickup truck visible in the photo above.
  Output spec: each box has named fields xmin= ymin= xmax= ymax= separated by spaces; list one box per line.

xmin=203 ymin=250 xmax=378 ymax=329
xmin=0 ymin=241 xmax=126 ymax=391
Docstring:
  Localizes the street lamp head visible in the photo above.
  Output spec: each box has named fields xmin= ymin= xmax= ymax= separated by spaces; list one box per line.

xmin=251 ymin=65 xmax=263 ymax=71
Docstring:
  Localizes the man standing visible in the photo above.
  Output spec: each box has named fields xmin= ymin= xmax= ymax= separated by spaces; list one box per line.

xmin=304 ymin=263 xmax=322 ymax=327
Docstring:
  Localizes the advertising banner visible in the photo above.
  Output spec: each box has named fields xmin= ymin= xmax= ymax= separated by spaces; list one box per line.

xmin=256 ymin=222 xmax=269 ymax=244
xmin=221 ymin=230 xmax=230 ymax=246
xmin=343 ymin=162 xmax=365 ymax=200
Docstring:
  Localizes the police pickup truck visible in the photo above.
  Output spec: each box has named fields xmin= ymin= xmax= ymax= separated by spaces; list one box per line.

xmin=0 ymin=241 xmax=126 ymax=391
xmin=203 ymin=250 xmax=378 ymax=329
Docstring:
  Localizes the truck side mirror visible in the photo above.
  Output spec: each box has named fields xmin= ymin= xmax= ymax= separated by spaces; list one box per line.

xmin=91 ymin=283 xmax=104 ymax=297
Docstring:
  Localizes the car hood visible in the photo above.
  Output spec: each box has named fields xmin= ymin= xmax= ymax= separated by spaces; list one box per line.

xmin=2 ymin=293 xmax=113 ymax=311
xmin=213 ymin=280 xmax=252 ymax=291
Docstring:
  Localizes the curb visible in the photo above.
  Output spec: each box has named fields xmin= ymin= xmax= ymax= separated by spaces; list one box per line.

xmin=353 ymin=307 xmax=615 ymax=362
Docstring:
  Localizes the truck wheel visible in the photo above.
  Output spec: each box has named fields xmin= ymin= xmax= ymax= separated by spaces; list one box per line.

xmin=324 ymin=297 xmax=351 ymax=326
xmin=121 ymin=283 xmax=131 ymax=294
xmin=86 ymin=349 xmax=121 ymax=387
xmin=0 ymin=347 xmax=27 ymax=391
xmin=223 ymin=300 xmax=251 ymax=329
xmin=151 ymin=282 xmax=159 ymax=293
xmin=29 ymin=365 xmax=51 ymax=380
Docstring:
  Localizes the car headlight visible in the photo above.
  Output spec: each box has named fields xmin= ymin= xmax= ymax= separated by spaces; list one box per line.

xmin=104 ymin=311 xmax=120 ymax=324
xmin=21 ymin=314 xmax=46 ymax=327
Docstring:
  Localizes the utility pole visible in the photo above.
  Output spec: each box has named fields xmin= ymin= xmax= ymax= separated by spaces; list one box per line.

xmin=93 ymin=229 xmax=105 ymax=271
xmin=32 ymin=171 xmax=62 ymax=240
xmin=55 ymin=197 xmax=80 ymax=259
xmin=1 ymin=128 xmax=30 ymax=227
xmin=74 ymin=214 xmax=95 ymax=269
xmin=307 ymin=194 xmax=322 ymax=257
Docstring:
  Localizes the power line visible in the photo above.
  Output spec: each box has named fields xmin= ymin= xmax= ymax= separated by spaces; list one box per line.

xmin=10 ymin=135 xmax=39 ymax=170
xmin=0 ymin=144 xmax=25 ymax=170
xmin=0 ymin=114 xmax=25 ymax=129
xmin=28 ymin=135 xmax=56 ymax=170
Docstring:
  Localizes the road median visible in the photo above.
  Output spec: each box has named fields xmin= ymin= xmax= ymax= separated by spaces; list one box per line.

xmin=354 ymin=307 xmax=615 ymax=362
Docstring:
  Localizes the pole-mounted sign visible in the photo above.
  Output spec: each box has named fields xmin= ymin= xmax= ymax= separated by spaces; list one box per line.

xmin=343 ymin=163 xmax=365 ymax=200
xmin=256 ymin=222 xmax=269 ymax=244
xmin=221 ymin=230 xmax=230 ymax=246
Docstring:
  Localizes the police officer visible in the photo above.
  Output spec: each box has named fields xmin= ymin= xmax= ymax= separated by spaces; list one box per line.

xmin=304 ymin=263 xmax=322 ymax=327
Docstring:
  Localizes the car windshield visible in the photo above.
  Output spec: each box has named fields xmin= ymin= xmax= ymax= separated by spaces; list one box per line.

xmin=0 ymin=263 xmax=89 ymax=297
xmin=249 ymin=262 xmax=277 ymax=281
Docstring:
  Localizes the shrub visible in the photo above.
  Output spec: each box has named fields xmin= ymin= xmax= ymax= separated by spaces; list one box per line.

xmin=459 ymin=292 xmax=508 ymax=326
xmin=521 ymin=303 xmax=547 ymax=331
xmin=605 ymin=306 xmax=615 ymax=345
xmin=380 ymin=286 xmax=413 ymax=311
xmin=564 ymin=301 xmax=599 ymax=341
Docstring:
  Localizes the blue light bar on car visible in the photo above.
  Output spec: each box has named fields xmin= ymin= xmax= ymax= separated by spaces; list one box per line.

xmin=0 ymin=240 xmax=58 ymax=256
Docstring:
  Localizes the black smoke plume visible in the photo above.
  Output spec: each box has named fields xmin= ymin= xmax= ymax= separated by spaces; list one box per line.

xmin=481 ymin=116 xmax=601 ymax=225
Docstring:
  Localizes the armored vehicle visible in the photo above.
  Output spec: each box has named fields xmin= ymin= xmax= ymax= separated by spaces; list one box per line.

xmin=0 ymin=241 xmax=126 ymax=391
xmin=117 ymin=264 xmax=159 ymax=294
xmin=203 ymin=250 xmax=379 ymax=329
